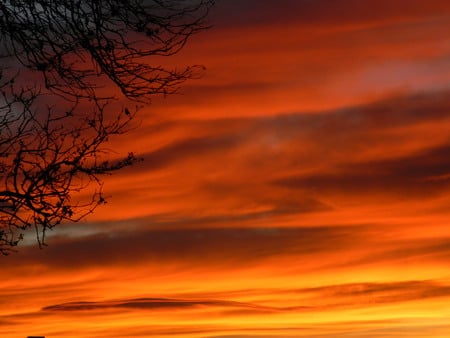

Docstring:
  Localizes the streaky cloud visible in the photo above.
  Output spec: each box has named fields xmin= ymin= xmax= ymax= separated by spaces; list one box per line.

xmin=43 ymin=297 xmax=276 ymax=313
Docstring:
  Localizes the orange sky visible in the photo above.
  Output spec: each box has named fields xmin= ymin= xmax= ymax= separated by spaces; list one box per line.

xmin=2 ymin=1 xmax=450 ymax=337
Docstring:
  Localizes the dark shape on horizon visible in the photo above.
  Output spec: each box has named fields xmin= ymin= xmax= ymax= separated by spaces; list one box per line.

xmin=0 ymin=0 xmax=215 ymax=254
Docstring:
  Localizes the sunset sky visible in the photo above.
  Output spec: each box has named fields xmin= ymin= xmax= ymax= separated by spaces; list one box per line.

xmin=2 ymin=1 xmax=450 ymax=337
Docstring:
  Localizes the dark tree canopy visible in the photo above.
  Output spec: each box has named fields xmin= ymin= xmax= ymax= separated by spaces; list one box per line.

xmin=0 ymin=0 xmax=214 ymax=254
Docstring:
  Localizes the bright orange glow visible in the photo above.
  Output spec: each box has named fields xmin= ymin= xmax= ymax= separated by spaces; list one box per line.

xmin=2 ymin=1 xmax=450 ymax=337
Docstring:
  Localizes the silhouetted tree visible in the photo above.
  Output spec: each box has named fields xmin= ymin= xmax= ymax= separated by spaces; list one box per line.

xmin=0 ymin=0 xmax=214 ymax=254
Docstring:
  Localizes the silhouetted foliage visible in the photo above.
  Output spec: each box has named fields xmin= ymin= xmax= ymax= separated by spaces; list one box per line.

xmin=0 ymin=0 xmax=214 ymax=254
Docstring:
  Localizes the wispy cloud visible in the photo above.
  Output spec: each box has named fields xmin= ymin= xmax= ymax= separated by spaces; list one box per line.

xmin=41 ymin=279 xmax=450 ymax=313
xmin=43 ymin=297 xmax=276 ymax=312
xmin=7 ymin=225 xmax=366 ymax=270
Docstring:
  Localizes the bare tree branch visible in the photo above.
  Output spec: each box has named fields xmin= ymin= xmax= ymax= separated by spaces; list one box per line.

xmin=0 ymin=0 xmax=214 ymax=254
